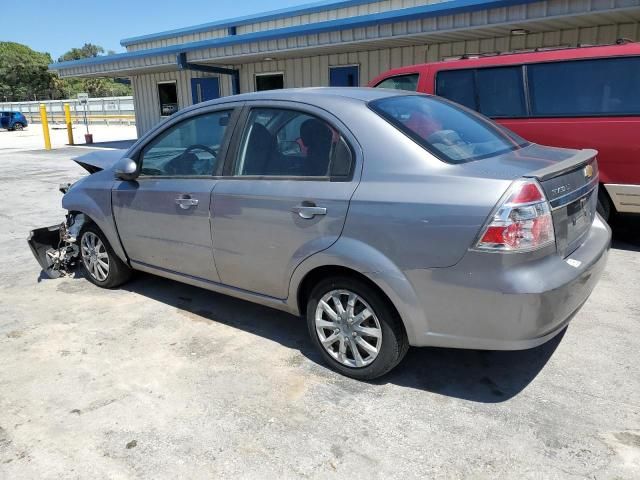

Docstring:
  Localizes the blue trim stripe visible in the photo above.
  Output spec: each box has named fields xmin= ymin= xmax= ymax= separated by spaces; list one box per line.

xmin=50 ymin=0 xmax=538 ymax=71
xmin=120 ymin=0 xmax=376 ymax=47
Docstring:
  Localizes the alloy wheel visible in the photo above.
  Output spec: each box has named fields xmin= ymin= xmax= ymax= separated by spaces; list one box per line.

xmin=81 ymin=232 xmax=110 ymax=282
xmin=314 ymin=289 xmax=383 ymax=368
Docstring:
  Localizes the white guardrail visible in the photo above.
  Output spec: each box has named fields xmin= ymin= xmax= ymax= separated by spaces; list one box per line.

xmin=0 ymin=96 xmax=135 ymax=125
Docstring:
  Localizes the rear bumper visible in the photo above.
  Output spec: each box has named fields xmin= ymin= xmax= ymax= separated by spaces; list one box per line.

xmin=604 ymin=184 xmax=640 ymax=214
xmin=407 ymin=215 xmax=611 ymax=349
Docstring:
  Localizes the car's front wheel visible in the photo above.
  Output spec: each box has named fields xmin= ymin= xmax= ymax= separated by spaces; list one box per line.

xmin=12 ymin=123 xmax=24 ymax=131
xmin=79 ymin=224 xmax=132 ymax=288
xmin=306 ymin=276 xmax=409 ymax=380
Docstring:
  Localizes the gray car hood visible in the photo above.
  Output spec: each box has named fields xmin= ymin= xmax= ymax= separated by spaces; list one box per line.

xmin=72 ymin=149 xmax=126 ymax=174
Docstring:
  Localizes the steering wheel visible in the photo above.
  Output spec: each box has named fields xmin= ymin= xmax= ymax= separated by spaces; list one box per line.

xmin=184 ymin=144 xmax=217 ymax=158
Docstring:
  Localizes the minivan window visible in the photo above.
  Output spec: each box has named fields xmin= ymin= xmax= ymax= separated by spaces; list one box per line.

xmin=528 ymin=57 xmax=640 ymax=116
xmin=234 ymin=108 xmax=352 ymax=177
xmin=375 ymin=74 xmax=420 ymax=92
xmin=435 ymin=69 xmax=476 ymax=110
xmin=370 ymin=95 xmax=528 ymax=164
xmin=436 ymin=66 xmax=527 ymax=117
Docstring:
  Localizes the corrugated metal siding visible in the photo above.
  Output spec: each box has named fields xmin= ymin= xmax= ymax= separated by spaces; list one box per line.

xmin=131 ymin=20 xmax=638 ymax=135
xmin=236 ymin=0 xmax=445 ymax=35
xmin=132 ymin=70 xmax=233 ymax=136
xmin=126 ymin=28 xmax=229 ymax=52
xmin=187 ymin=0 xmax=640 ymax=64
xmin=57 ymin=0 xmax=640 ymax=78
xmin=124 ymin=0 xmax=444 ymax=51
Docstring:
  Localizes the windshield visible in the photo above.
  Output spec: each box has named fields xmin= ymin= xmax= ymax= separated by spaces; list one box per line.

xmin=369 ymin=95 xmax=528 ymax=164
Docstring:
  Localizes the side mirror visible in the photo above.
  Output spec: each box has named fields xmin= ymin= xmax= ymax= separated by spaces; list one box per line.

xmin=114 ymin=157 xmax=138 ymax=181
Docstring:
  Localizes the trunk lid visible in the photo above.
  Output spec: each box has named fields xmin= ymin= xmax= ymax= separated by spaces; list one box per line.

xmin=525 ymin=149 xmax=599 ymax=258
xmin=461 ymin=144 xmax=599 ymax=257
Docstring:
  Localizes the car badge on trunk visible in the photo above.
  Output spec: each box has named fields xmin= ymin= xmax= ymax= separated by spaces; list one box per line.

xmin=584 ymin=164 xmax=594 ymax=179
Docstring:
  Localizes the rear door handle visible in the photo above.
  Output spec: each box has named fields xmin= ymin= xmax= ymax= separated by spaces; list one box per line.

xmin=175 ymin=195 xmax=199 ymax=210
xmin=292 ymin=204 xmax=327 ymax=219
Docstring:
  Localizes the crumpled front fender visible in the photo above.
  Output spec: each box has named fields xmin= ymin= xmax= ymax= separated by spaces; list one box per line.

xmin=62 ymin=174 xmax=128 ymax=263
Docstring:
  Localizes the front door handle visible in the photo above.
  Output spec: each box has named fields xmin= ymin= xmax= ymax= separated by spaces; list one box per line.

xmin=175 ymin=195 xmax=199 ymax=210
xmin=292 ymin=204 xmax=327 ymax=219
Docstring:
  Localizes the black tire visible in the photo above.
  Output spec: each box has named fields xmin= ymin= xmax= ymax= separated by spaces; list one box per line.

xmin=78 ymin=223 xmax=132 ymax=289
xmin=597 ymin=187 xmax=612 ymax=222
xmin=306 ymin=276 xmax=409 ymax=380
xmin=12 ymin=123 xmax=24 ymax=131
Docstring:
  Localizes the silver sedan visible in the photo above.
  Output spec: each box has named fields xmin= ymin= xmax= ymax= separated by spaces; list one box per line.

xmin=29 ymin=88 xmax=610 ymax=379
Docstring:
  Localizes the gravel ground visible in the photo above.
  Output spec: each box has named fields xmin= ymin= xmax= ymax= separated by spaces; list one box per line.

xmin=0 ymin=145 xmax=639 ymax=479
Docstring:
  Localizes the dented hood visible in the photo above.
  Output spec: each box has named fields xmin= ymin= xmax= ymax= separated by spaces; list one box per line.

xmin=72 ymin=149 xmax=126 ymax=174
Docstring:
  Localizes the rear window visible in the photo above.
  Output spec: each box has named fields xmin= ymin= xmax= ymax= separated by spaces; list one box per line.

xmin=528 ymin=57 xmax=640 ymax=116
xmin=375 ymin=74 xmax=420 ymax=92
xmin=370 ymin=95 xmax=528 ymax=164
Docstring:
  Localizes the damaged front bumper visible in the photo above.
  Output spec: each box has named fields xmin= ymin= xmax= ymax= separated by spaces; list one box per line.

xmin=27 ymin=213 xmax=86 ymax=279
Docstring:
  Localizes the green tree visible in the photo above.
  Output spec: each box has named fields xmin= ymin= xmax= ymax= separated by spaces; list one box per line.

xmin=55 ymin=43 xmax=132 ymax=98
xmin=0 ymin=42 xmax=55 ymax=101
xmin=57 ymin=43 xmax=104 ymax=62
xmin=0 ymin=42 xmax=132 ymax=102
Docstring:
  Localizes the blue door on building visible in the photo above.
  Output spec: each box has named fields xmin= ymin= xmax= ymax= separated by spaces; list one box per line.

xmin=191 ymin=77 xmax=220 ymax=104
xmin=329 ymin=66 xmax=360 ymax=87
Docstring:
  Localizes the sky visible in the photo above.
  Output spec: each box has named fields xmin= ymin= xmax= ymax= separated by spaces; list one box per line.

xmin=1 ymin=0 xmax=315 ymax=61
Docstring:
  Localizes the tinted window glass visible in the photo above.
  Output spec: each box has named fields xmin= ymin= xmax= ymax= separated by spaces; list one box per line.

xmin=435 ymin=70 xmax=476 ymax=110
xmin=140 ymin=110 xmax=231 ymax=176
xmin=375 ymin=74 xmax=420 ymax=91
xmin=370 ymin=95 xmax=527 ymax=164
xmin=436 ymin=67 xmax=526 ymax=117
xmin=235 ymin=108 xmax=352 ymax=177
xmin=528 ymin=57 xmax=640 ymax=116
xmin=255 ymin=74 xmax=284 ymax=91
xmin=476 ymin=67 xmax=526 ymax=117
xmin=158 ymin=82 xmax=178 ymax=116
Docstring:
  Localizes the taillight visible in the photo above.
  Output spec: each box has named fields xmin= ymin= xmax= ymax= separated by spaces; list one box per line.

xmin=475 ymin=179 xmax=555 ymax=252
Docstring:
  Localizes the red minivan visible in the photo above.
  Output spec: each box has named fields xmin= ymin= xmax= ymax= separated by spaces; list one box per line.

xmin=369 ymin=41 xmax=640 ymax=219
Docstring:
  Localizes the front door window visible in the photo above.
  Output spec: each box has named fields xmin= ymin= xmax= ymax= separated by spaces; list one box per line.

xmin=140 ymin=110 xmax=232 ymax=176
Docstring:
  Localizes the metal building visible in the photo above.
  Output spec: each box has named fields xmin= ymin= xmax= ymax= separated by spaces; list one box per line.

xmin=50 ymin=0 xmax=640 ymax=137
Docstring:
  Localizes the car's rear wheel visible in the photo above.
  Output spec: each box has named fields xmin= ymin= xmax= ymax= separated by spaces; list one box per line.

xmin=12 ymin=123 xmax=24 ymax=131
xmin=79 ymin=224 xmax=132 ymax=288
xmin=306 ymin=276 xmax=408 ymax=380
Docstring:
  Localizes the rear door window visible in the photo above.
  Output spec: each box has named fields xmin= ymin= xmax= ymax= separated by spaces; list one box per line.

xmin=375 ymin=74 xmax=420 ymax=92
xmin=527 ymin=57 xmax=640 ymax=116
xmin=234 ymin=108 xmax=352 ymax=178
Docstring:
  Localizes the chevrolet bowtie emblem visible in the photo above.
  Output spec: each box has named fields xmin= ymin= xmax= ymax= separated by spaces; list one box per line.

xmin=584 ymin=164 xmax=594 ymax=179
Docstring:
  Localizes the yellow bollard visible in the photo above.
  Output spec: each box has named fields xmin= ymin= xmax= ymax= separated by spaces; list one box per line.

xmin=39 ymin=104 xmax=52 ymax=150
xmin=64 ymin=104 xmax=74 ymax=145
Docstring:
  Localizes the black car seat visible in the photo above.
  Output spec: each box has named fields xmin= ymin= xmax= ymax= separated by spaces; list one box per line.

xmin=300 ymin=118 xmax=333 ymax=176
xmin=242 ymin=123 xmax=277 ymax=175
